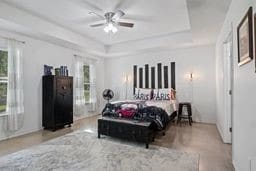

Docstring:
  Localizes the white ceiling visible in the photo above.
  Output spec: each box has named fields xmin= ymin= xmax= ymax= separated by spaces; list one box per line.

xmin=2 ymin=0 xmax=191 ymax=45
xmin=0 ymin=0 xmax=231 ymax=57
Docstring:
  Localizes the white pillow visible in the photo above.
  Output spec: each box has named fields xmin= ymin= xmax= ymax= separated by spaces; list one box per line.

xmin=156 ymin=88 xmax=170 ymax=100
xmin=137 ymin=88 xmax=152 ymax=100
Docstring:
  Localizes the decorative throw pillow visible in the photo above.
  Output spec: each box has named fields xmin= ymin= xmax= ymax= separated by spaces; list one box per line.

xmin=169 ymin=88 xmax=178 ymax=110
xmin=121 ymin=103 xmax=138 ymax=109
xmin=155 ymin=88 xmax=170 ymax=100
xmin=137 ymin=88 xmax=152 ymax=100
xmin=151 ymin=89 xmax=159 ymax=100
xmin=169 ymin=88 xmax=177 ymax=100
xmin=133 ymin=88 xmax=140 ymax=99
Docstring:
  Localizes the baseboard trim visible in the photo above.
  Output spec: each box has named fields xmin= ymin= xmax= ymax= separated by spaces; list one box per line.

xmin=217 ymin=122 xmax=232 ymax=144
xmin=216 ymin=122 xmax=226 ymax=143
xmin=233 ymin=159 xmax=240 ymax=171
xmin=0 ymin=114 xmax=100 ymax=142
xmin=216 ymin=123 xmax=223 ymax=137
xmin=74 ymin=113 xmax=100 ymax=121
xmin=194 ymin=120 xmax=216 ymax=124
xmin=0 ymin=127 xmax=43 ymax=142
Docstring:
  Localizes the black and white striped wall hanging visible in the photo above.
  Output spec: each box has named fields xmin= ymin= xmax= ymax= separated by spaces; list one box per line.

xmin=133 ymin=62 xmax=176 ymax=94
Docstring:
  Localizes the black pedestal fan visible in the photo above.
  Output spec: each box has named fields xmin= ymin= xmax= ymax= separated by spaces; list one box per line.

xmin=103 ymin=89 xmax=114 ymax=103
xmin=102 ymin=89 xmax=114 ymax=115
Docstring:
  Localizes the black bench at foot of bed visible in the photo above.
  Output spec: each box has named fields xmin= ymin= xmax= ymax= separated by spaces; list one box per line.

xmin=98 ymin=117 xmax=155 ymax=149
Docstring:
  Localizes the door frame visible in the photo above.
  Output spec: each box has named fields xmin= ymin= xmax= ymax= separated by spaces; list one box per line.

xmin=223 ymin=30 xmax=234 ymax=144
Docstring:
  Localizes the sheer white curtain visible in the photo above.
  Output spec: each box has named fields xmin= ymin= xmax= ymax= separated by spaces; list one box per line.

xmin=88 ymin=60 xmax=97 ymax=112
xmin=74 ymin=55 xmax=85 ymax=116
xmin=74 ymin=55 xmax=97 ymax=116
xmin=7 ymin=39 xmax=24 ymax=131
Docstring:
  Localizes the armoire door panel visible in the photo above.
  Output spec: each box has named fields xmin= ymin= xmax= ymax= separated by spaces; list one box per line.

xmin=43 ymin=75 xmax=73 ymax=130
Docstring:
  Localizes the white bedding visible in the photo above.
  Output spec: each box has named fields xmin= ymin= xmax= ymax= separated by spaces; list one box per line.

xmin=145 ymin=100 xmax=177 ymax=116
xmin=110 ymin=100 xmax=177 ymax=116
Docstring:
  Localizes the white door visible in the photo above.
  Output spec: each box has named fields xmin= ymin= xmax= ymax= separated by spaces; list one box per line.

xmin=223 ymin=33 xmax=233 ymax=144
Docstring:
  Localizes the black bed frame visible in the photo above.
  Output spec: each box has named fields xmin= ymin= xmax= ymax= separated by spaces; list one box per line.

xmin=98 ymin=110 xmax=177 ymax=148
xmin=98 ymin=117 xmax=155 ymax=148
xmin=98 ymin=62 xmax=177 ymax=148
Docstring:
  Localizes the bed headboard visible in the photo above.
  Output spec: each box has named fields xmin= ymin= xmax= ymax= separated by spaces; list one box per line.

xmin=133 ymin=62 xmax=176 ymax=94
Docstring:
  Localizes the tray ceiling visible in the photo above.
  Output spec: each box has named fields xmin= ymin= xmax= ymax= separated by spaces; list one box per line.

xmin=3 ymin=0 xmax=191 ymax=45
xmin=0 ymin=0 xmax=231 ymax=57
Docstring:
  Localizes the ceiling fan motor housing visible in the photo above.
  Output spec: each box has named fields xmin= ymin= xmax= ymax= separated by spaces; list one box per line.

xmin=105 ymin=12 xmax=115 ymax=23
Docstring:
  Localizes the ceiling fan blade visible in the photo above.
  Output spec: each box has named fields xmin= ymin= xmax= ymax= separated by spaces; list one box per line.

xmin=122 ymin=14 xmax=153 ymax=22
xmin=117 ymin=22 xmax=134 ymax=28
xmin=90 ymin=23 xmax=105 ymax=27
xmin=112 ymin=10 xmax=125 ymax=21
xmin=73 ymin=17 xmax=103 ymax=24
xmin=88 ymin=12 xmax=105 ymax=20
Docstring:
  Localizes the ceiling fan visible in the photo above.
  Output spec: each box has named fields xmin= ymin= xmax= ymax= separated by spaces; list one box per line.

xmin=89 ymin=10 xmax=134 ymax=33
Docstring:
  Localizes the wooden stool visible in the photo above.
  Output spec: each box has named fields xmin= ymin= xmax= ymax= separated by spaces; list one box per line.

xmin=177 ymin=102 xmax=193 ymax=126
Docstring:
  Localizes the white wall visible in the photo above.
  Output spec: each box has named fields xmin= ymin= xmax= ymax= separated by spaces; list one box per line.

xmin=216 ymin=0 xmax=256 ymax=170
xmin=0 ymin=30 xmax=105 ymax=141
xmin=105 ymin=45 xmax=216 ymax=124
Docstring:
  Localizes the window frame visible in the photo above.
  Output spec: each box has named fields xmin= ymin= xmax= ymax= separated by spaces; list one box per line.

xmin=0 ymin=48 xmax=8 ymax=116
xmin=83 ymin=64 xmax=91 ymax=103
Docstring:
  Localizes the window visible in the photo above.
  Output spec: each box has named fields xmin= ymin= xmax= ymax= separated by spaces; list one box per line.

xmin=83 ymin=65 xmax=90 ymax=102
xmin=0 ymin=50 xmax=8 ymax=114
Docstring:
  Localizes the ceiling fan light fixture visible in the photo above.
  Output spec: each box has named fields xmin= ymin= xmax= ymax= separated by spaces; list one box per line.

xmin=103 ymin=26 xmax=110 ymax=33
xmin=89 ymin=10 xmax=133 ymax=33
xmin=104 ymin=23 xmax=118 ymax=33
xmin=111 ymin=26 xmax=118 ymax=33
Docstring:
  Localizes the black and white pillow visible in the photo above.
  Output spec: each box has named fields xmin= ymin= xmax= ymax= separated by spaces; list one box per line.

xmin=133 ymin=88 xmax=140 ymax=99
xmin=134 ymin=88 xmax=152 ymax=100
xmin=155 ymin=89 xmax=170 ymax=100
xmin=151 ymin=89 xmax=159 ymax=100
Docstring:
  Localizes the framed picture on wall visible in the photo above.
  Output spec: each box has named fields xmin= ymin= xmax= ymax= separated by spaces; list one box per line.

xmin=237 ymin=7 xmax=253 ymax=66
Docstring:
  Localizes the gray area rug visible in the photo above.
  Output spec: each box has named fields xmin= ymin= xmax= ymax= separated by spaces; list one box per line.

xmin=0 ymin=131 xmax=199 ymax=171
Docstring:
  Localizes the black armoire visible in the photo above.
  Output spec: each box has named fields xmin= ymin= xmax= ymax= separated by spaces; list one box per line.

xmin=42 ymin=75 xmax=73 ymax=131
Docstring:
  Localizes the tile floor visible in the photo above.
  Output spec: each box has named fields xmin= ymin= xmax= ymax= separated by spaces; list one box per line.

xmin=0 ymin=115 xmax=234 ymax=171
